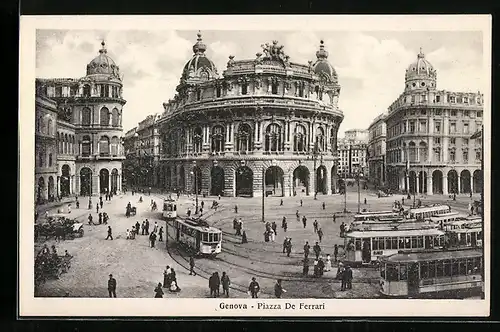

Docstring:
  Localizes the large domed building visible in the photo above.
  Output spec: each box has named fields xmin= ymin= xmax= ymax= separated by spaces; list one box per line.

xmin=35 ymin=41 xmax=126 ymax=200
xmin=385 ymin=48 xmax=483 ymax=195
xmin=155 ymin=33 xmax=344 ymax=197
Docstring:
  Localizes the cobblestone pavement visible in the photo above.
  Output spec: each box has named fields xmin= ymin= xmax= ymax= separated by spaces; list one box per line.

xmin=34 ymin=189 xmax=479 ymax=299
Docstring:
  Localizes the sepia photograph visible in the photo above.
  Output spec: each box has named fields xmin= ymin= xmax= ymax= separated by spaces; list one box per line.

xmin=19 ymin=15 xmax=491 ymax=317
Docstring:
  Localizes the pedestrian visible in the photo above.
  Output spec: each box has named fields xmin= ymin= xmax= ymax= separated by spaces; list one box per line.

xmin=313 ymin=241 xmax=321 ymax=259
xmin=145 ymin=219 xmax=150 ymax=235
xmin=302 ymin=216 xmax=307 ymax=228
xmin=88 ymin=214 xmax=93 ymax=225
xmin=189 ymin=256 xmax=196 ymax=276
xmin=346 ymin=265 xmax=353 ymax=289
xmin=340 ymin=222 xmax=345 ymax=237
xmin=286 ymin=239 xmax=292 ymax=257
xmin=98 ymin=213 xmax=103 ymax=225
xmin=159 ymin=226 xmax=164 ymax=241
xmin=300 ymin=199 xmax=303 ymax=207
xmin=333 ymin=214 xmax=336 ymax=223
xmin=341 ymin=265 xmax=348 ymax=291
xmin=154 ymin=282 xmax=164 ymax=298
xmin=187 ymin=208 xmax=191 ymax=217
xmin=270 ymin=229 xmax=276 ymax=242
xmin=209 ymin=273 xmax=218 ymax=297
xmin=214 ymin=272 xmax=221 ymax=297
xmin=317 ymin=257 xmax=325 ymax=276
xmin=108 ymin=274 xmax=117 ymax=297
xmin=88 ymin=199 xmax=92 ymax=210
xmin=218 ymin=194 xmax=221 ymax=200
xmin=100 ymin=200 xmax=103 ymax=209
xmin=106 ymin=226 xmax=113 ymax=240
xmin=67 ymin=204 xmax=71 ymax=214
xmin=271 ymin=221 xmax=277 ymax=236
xmin=96 ymin=204 xmax=99 ymax=214
xmin=164 ymin=266 xmax=171 ymax=288
xmin=304 ymin=241 xmax=310 ymax=258
xmin=325 ymin=254 xmax=332 ymax=272
xmin=402 ymin=197 xmax=405 ymax=205
xmin=296 ymin=210 xmax=300 ymax=221
xmin=280 ymin=199 xmax=283 ymax=206
xmin=313 ymin=220 xmax=319 ymax=233
xmin=135 ymin=221 xmax=140 ymax=236
xmin=126 ymin=229 xmax=131 ymax=240
xmin=248 ymin=277 xmax=260 ymax=298
xmin=282 ymin=237 xmax=288 ymax=253
xmin=141 ymin=221 xmax=146 ymax=235
xmin=201 ymin=201 xmax=205 ymax=209
xmin=234 ymin=205 xmax=238 ymax=213
xmin=334 ymin=244 xmax=339 ymax=262
xmin=241 ymin=231 xmax=248 ymax=244
xmin=153 ymin=221 xmax=158 ymax=233
xmin=149 ymin=232 xmax=157 ymax=248
xmin=274 ymin=279 xmax=286 ymax=298
xmin=322 ymin=202 xmax=325 ymax=210
xmin=318 ymin=228 xmax=324 ymax=242
xmin=221 ymin=272 xmax=230 ymax=297
xmin=282 ymin=216 xmax=286 ymax=228
xmin=76 ymin=200 xmax=80 ymax=209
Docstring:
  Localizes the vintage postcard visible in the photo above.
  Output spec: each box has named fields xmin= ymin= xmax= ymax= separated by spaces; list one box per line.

xmin=19 ymin=15 xmax=491 ymax=317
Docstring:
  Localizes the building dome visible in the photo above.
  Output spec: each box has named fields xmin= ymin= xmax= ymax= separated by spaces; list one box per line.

xmin=404 ymin=48 xmax=437 ymax=91
xmin=312 ymin=40 xmax=338 ymax=83
xmin=181 ymin=32 xmax=218 ymax=82
xmin=86 ymin=41 xmax=121 ymax=78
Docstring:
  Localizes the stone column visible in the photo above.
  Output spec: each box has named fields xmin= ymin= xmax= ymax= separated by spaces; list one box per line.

xmin=427 ymin=172 xmax=433 ymax=195
xmin=443 ymin=175 xmax=448 ymax=195
xmin=457 ymin=175 xmax=461 ymax=194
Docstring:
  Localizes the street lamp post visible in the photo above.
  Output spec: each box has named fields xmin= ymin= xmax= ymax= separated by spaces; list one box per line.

xmin=262 ymin=167 xmax=265 ymax=223
xmin=192 ymin=161 xmax=199 ymax=214
xmin=312 ymin=141 xmax=319 ymax=200
xmin=357 ymin=170 xmax=364 ymax=213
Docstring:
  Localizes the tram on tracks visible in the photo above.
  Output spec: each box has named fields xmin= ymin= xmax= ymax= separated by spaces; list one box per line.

xmin=443 ymin=219 xmax=483 ymax=248
xmin=406 ymin=204 xmax=452 ymax=220
xmin=343 ymin=227 xmax=445 ymax=266
xmin=166 ymin=217 xmax=222 ymax=257
xmin=378 ymin=248 xmax=483 ymax=298
xmin=163 ymin=197 xmax=177 ymax=220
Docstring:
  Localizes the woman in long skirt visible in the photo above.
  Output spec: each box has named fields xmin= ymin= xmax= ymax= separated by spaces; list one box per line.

xmin=325 ymin=254 xmax=332 ymax=272
xmin=155 ymin=283 xmax=164 ymax=298
xmin=270 ymin=230 xmax=276 ymax=242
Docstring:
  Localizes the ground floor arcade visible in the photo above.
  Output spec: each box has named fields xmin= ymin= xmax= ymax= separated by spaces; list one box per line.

xmin=155 ymin=158 xmax=340 ymax=197
xmin=74 ymin=161 xmax=123 ymax=197
xmin=386 ymin=166 xmax=483 ymax=195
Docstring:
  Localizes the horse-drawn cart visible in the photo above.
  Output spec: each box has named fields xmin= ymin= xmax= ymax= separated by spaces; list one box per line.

xmin=35 ymin=214 xmax=84 ymax=241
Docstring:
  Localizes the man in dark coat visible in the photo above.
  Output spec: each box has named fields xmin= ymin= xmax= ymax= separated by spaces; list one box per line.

xmin=135 ymin=221 xmax=140 ymax=236
xmin=271 ymin=221 xmax=277 ymax=236
xmin=106 ymin=226 xmax=113 ymax=240
xmin=303 ymin=241 xmax=310 ymax=258
xmin=302 ymin=216 xmax=307 ymax=228
xmin=209 ymin=273 xmax=218 ymax=297
xmin=189 ymin=256 xmax=196 ymax=276
xmin=158 ymin=227 xmax=164 ymax=242
xmin=145 ymin=219 xmax=150 ymax=235
xmin=274 ymin=279 xmax=285 ymax=298
xmin=346 ymin=266 xmax=353 ymax=289
xmin=248 ymin=277 xmax=260 ymax=298
xmin=313 ymin=242 xmax=321 ymax=259
xmin=108 ymin=274 xmax=117 ymax=297
xmin=286 ymin=239 xmax=292 ymax=257
xmin=149 ymin=232 xmax=157 ymax=248
xmin=334 ymin=244 xmax=339 ymax=262
xmin=221 ymin=272 xmax=230 ymax=297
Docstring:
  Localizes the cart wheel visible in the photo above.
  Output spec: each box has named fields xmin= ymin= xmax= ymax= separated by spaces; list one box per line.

xmin=79 ymin=229 xmax=84 ymax=237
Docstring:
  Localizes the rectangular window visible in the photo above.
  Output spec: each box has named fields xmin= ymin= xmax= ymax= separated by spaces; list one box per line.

xmin=409 ymin=122 xmax=415 ymax=133
xmin=392 ymin=238 xmax=398 ymax=249
xmin=444 ymin=260 xmax=451 ymax=276
xmin=372 ymin=238 xmax=379 ymax=250
xmin=421 ymin=262 xmax=429 ymax=279
xmin=385 ymin=238 xmax=392 ymax=250
xmin=399 ymin=264 xmax=408 ymax=280
xmin=429 ymin=261 xmax=436 ymax=278
xmin=55 ymin=86 xmax=62 ymax=97
xmin=411 ymin=96 xmax=415 ymax=104
xmin=417 ymin=236 xmax=424 ymax=248
xmin=450 ymin=150 xmax=455 ymax=162
xmin=421 ymin=95 xmax=427 ymax=103
xmin=436 ymin=261 xmax=444 ymax=277
xmin=450 ymin=122 xmax=456 ymax=133
xmin=463 ymin=138 xmax=469 ymax=145
xmin=436 ymin=96 xmax=441 ymax=103
xmin=477 ymin=111 xmax=482 ymax=117
xmin=463 ymin=123 xmax=469 ymax=134
xmin=434 ymin=137 xmax=441 ymax=144
xmin=435 ymin=122 xmax=441 ymax=133
xmin=450 ymin=137 xmax=456 ymax=145
xmin=452 ymin=260 xmax=459 ymax=276
xmin=450 ymin=96 xmax=456 ymax=103
xmin=411 ymin=236 xmax=418 ymax=248
xmin=451 ymin=110 xmax=457 ymax=116
xmin=463 ymin=151 xmax=468 ymax=163
xmin=404 ymin=237 xmax=411 ymax=249
xmin=379 ymin=238 xmax=385 ymax=250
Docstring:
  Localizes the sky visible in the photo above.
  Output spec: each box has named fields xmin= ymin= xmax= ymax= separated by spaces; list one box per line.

xmin=35 ymin=29 xmax=484 ymax=136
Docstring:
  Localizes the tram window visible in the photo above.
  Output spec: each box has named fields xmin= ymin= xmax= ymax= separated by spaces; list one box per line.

xmin=459 ymin=260 xmax=467 ymax=275
xmin=436 ymin=261 xmax=444 ymax=277
xmin=444 ymin=260 xmax=451 ymax=276
xmin=404 ymin=237 xmax=411 ymax=249
xmin=466 ymin=233 xmax=472 ymax=245
xmin=398 ymin=237 xmax=404 ymax=249
xmin=417 ymin=236 xmax=424 ymax=248
xmin=420 ymin=262 xmax=429 ymax=279
xmin=473 ymin=258 xmax=481 ymax=272
xmin=373 ymin=237 xmax=379 ymax=250
xmin=433 ymin=236 xmax=440 ymax=247
xmin=451 ymin=260 xmax=459 ymax=276
xmin=174 ymin=205 xmax=177 ymax=211
xmin=355 ymin=239 xmax=362 ymax=250
xmin=459 ymin=234 xmax=466 ymax=245
xmin=428 ymin=261 xmax=436 ymax=278
xmin=466 ymin=259 xmax=473 ymax=274
xmin=202 ymin=233 xmax=208 ymax=242
xmin=387 ymin=264 xmax=398 ymax=281
xmin=399 ymin=264 xmax=408 ymax=280
xmin=392 ymin=238 xmax=398 ymax=249
xmin=379 ymin=238 xmax=385 ymax=250
xmin=385 ymin=238 xmax=392 ymax=250
xmin=209 ymin=233 xmax=213 ymax=242
xmin=411 ymin=236 xmax=418 ymax=248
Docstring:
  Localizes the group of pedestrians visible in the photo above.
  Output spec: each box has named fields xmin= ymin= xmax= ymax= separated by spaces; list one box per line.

xmin=208 ymin=271 xmax=231 ymax=298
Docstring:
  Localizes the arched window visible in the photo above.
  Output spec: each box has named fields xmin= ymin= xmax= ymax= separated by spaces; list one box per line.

xmin=83 ymin=84 xmax=91 ymax=97
xmin=316 ymin=127 xmax=325 ymax=151
xmin=38 ymin=151 xmax=44 ymax=167
xmin=47 ymin=119 xmax=53 ymax=136
xmin=211 ymin=125 xmax=225 ymax=153
xmin=111 ymin=108 xmax=119 ymax=127
xmin=81 ymin=135 xmax=91 ymax=157
xmin=409 ymin=141 xmax=417 ymax=162
xmin=193 ymin=127 xmax=203 ymax=153
xmin=294 ymin=124 xmax=307 ymax=152
xmin=111 ymin=136 xmax=119 ymax=156
xmin=265 ymin=123 xmax=282 ymax=152
xmin=236 ymin=123 xmax=252 ymax=152
xmin=241 ymin=82 xmax=248 ymax=95
xmin=271 ymin=80 xmax=278 ymax=94
xmin=99 ymin=136 xmax=110 ymax=156
xmin=100 ymin=107 xmax=110 ymax=126
xmin=216 ymin=86 xmax=222 ymax=98
xmin=48 ymin=153 xmax=53 ymax=167
xmin=330 ymin=128 xmax=337 ymax=151
xmin=82 ymin=108 xmax=91 ymax=126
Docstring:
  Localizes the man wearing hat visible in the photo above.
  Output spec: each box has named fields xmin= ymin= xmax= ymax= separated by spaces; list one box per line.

xmin=108 ymin=274 xmax=117 ymax=297
xmin=248 ymin=277 xmax=260 ymax=298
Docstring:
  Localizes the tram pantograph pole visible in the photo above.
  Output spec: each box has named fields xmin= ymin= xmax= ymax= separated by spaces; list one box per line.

xmin=262 ymin=167 xmax=265 ymax=223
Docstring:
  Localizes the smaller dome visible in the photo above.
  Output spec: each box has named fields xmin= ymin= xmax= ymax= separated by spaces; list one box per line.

xmin=181 ymin=31 xmax=217 ymax=82
xmin=312 ymin=40 xmax=337 ymax=82
xmin=405 ymin=48 xmax=436 ymax=80
xmin=86 ymin=41 xmax=120 ymax=78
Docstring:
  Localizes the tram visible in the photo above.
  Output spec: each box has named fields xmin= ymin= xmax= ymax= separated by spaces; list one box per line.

xmin=444 ymin=220 xmax=483 ymax=248
xmin=406 ymin=204 xmax=451 ymax=220
xmin=353 ymin=212 xmax=401 ymax=222
xmin=429 ymin=212 xmax=464 ymax=225
xmin=343 ymin=228 xmax=445 ymax=265
xmin=166 ymin=217 xmax=222 ymax=257
xmin=378 ymin=248 xmax=483 ymax=298
xmin=163 ymin=197 xmax=177 ymax=220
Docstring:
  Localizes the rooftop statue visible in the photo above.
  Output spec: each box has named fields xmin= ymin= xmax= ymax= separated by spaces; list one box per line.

xmin=260 ymin=40 xmax=288 ymax=63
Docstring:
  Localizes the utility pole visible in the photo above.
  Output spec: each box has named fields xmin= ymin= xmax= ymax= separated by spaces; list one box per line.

xmin=262 ymin=167 xmax=265 ymax=223
xmin=357 ymin=170 xmax=361 ymax=213
xmin=313 ymin=141 xmax=318 ymax=200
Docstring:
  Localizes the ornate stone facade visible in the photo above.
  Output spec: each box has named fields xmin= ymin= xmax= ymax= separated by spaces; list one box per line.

xmin=385 ymin=49 xmax=483 ymax=195
xmin=36 ymin=41 xmax=126 ymax=197
xmin=367 ymin=113 xmax=387 ymax=187
xmin=155 ymin=33 xmax=344 ymax=197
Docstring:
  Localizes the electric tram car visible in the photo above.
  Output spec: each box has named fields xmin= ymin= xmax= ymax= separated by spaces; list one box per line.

xmin=378 ymin=248 xmax=483 ymax=298
xmin=406 ymin=204 xmax=452 ymax=220
xmin=443 ymin=219 xmax=483 ymax=248
xmin=166 ymin=217 xmax=222 ymax=257
xmin=343 ymin=228 xmax=445 ymax=266
xmin=163 ymin=198 xmax=177 ymax=220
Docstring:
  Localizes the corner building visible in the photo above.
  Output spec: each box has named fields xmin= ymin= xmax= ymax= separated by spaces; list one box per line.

xmin=36 ymin=41 xmax=126 ymax=197
xmin=158 ymin=33 xmax=344 ymax=197
xmin=385 ymin=49 xmax=483 ymax=195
